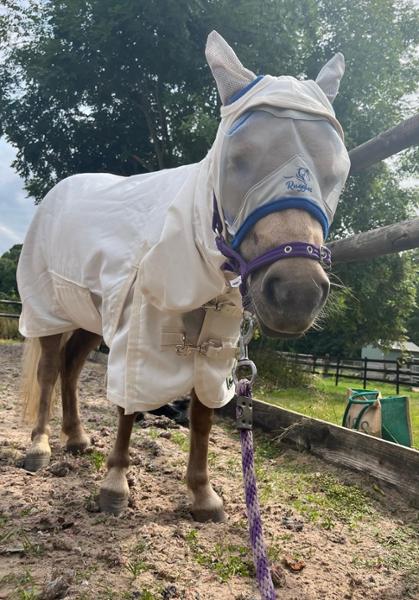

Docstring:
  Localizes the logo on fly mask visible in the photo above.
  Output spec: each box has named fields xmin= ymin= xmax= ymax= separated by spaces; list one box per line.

xmin=284 ymin=167 xmax=313 ymax=193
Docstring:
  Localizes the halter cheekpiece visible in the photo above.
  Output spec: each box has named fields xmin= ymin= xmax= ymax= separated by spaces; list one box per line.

xmin=212 ymin=195 xmax=331 ymax=298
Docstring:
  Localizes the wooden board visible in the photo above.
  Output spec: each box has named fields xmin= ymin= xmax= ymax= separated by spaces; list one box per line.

xmin=328 ymin=216 xmax=419 ymax=263
xmin=349 ymin=113 xmax=419 ymax=174
xmin=219 ymin=398 xmax=419 ymax=506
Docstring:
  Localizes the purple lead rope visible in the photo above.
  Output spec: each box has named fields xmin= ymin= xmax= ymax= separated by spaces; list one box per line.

xmin=212 ymin=195 xmax=331 ymax=599
xmin=237 ymin=379 xmax=276 ymax=600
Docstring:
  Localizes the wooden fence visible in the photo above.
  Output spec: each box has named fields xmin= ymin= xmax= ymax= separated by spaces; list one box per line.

xmin=279 ymin=351 xmax=419 ymax=394
xmin=0 ymin=298 xmax=21 ymax=319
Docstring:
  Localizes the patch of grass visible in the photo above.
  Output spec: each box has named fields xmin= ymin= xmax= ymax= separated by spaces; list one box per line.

xmin=373 ymin=525 xmax=419 ymax=570
xmin=20 ymin=532 xmax=45 ymax=557
xmin=125 ymin=558 xmax=149 ymax=579
xmin=185 ymin=528 xmax=252 ymax=582
xmin=88 ymin=449 xmax=106 ymax=471
xmin=225 ymin=456 xmax=240 ymax=472
xmin=145 ymin=427 xmax=160 ymax=440
xmin=208 ymin=450 xmax=217 ymax=467
xmin=17 ymin=591 xmax=38 ymax=600
xmin=251 ymin=437 xmax=374 ymax=529
xmin=170 ymin=431 xmax=189 ymax=452
xmin=74 ymin=565 xmax=98 ymax=585
xmin=0 ymin=570 xmax=37 ymax=600
xmin=137 ymin=591 xmax=158 ymax=600
xmin=132 ymin=538 xmax=149 ymax=555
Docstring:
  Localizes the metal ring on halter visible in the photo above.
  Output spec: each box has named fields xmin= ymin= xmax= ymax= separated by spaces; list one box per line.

xmin=233 ymin=358 xmax=258 ymax=385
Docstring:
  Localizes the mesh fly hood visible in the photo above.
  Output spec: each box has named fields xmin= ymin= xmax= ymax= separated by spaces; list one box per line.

xmin=206 ymin=31 xmax=350 ymax=247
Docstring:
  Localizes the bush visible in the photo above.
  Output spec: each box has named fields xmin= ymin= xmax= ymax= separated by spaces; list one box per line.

xmin=252 ymin=348 xmax=312 ymax=391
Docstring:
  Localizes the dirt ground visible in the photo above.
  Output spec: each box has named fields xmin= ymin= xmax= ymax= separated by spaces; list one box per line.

xmin=0 ymin=343 xmax=418 ymax=600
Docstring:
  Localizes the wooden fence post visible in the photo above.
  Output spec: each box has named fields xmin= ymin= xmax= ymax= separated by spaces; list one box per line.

xmin=335 ymin=358 xmax=340 ymax=387
xmin=312 ymin=355 xmax=317 ymax=374
xmin=324 ymin=354 xmax=330 ymax=377
xmin=396 ymin=360 xmax=400 ymax=395
xmin=363 ymin=357 xmax=368 ymax=389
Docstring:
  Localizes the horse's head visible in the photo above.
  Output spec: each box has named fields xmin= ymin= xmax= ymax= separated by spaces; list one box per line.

xmin=207 ymin=32 xmax=350 ymax=337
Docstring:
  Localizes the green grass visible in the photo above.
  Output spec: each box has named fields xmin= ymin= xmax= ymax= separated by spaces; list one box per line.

xmin=185 ymin=529 xmax=252 ymax=582
xmin=87 ymin=449 xmax=106 ymax=471
xmin=170 ymin=431 xmax=189 ymax=452
xmin=0 ymin=570 xmax=37 ymax=600
xmin=252 ymin=435 xmax=375 ymax=529
xmin=124 ymin=559 xmax=149 ymax=579
xmin=257 ymin=375 xmax=419 ymax=448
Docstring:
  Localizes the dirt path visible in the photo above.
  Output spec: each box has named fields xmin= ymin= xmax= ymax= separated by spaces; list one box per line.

xmin=0 ymin=343 xmax=418 ymax=600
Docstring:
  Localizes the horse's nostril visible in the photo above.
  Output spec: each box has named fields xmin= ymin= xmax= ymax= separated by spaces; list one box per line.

xmin=262 ymin=273 xmax=329 ymax=308
xmin=263 ymin=276 xmax=282 ymax=305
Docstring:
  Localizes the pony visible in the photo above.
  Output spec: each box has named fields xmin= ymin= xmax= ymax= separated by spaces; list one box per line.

xmin=17 ymin=31 xmax=350 ymax=521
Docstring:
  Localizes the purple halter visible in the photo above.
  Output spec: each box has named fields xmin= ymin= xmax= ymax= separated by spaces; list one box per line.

xmin=212 ymin=196 xmax=331 ymax=297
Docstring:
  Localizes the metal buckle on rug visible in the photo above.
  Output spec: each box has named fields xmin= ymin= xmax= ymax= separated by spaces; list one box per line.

xmin=175 ymin=335 xmax=195 ymax=356
xmin=236 ymin=395 xmax=253 ymax=430
xmin=175 ymin=335 xmax=226 ymax=357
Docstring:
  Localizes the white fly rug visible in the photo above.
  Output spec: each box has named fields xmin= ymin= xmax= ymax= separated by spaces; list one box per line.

xmin=18 ymin=159 xmax=242 ymax=414
xmin=17 ymin=31 xmax=349 ymax=415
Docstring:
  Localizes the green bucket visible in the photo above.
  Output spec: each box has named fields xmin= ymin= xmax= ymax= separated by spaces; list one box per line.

xmin=343 ymin=389 xmax=413 ymax=447
xmin=380 ymin=396 xmax=412 ymax=447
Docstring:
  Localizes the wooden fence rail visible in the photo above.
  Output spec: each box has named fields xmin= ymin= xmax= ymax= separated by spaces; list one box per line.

xmin=279 ymin=351 xmax=419 ymax=394
xmin=0 ymin=299 xmax=21 ymax=321
xmin=349 ymin=113 xmax=419 ymax=174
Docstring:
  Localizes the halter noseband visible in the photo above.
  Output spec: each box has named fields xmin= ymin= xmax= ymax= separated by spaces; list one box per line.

xmin=212 ymin=196 xmax=331 ymax=298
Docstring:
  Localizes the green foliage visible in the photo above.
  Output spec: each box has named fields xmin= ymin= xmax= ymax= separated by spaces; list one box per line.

xmin=185 ymin=529 xmax=252 ymax=582
xmin=87 ymin=449 xmax=106 ymax=471
xmin=170 ymin=431 xmax=189 ymax=452
xmin=251 ymin=346 xmax=313 ymax=390
xmin=0 ymin=244 xmax=21 ymax=297
xmin=124 ymin=558 xmax=149 ymax=579
xmin=0 ymin=0 xmax=418 ymax=350
xmin=293 ymin=252 xmax=418 ymax=355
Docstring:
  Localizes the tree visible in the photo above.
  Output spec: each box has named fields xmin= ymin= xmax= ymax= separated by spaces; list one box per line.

xmin=0 ymin=244 xmax=22 ymax=297
xmin=0 ymin=0 xmax=418 ymax=352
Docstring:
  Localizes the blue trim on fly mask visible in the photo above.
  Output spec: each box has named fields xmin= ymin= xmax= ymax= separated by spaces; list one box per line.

xmin=226 ymin=75 xmax=265 ymax=105
xmin=227 ymin=111 xmax=254 ymax=135
xmin=230 ymin=197 xmax=330 ymax=251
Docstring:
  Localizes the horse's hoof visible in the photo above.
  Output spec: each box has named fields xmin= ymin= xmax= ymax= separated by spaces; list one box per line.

xmin=99 ymin=488 xmax=129 ymax=516
xmin=24 ymin=452 xmax=51 ymax=472
xmin=65 ymin=431 xmax=90 ymax=455
xmin=191 ymin=506 xmax=226 ymax=523
xmin=66 ymin=440 xmax=90 ymax=455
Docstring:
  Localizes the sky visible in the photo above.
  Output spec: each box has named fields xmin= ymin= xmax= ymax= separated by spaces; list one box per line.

xmin=0 ymin=138 xmax=36 ymax=255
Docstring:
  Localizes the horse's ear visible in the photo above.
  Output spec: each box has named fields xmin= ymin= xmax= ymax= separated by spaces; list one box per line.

xmin=205 ymin=30 xmax=256 ymax=105
xmin=315 ymin=53 xmax=345 ymax=103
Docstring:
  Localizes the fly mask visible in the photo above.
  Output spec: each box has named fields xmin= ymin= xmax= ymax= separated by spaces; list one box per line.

xmin=206 ymin=32 xmax=350 ymax=304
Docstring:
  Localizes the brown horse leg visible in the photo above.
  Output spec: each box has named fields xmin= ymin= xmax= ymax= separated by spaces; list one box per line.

xmin=186 ymin=390 xmax=225 ymax=522
xmin=60 ymin=329 xmax=102 ymax=453
xmin=99 ymin=406 xmax=135 ymax=515
xmin=24 ymin=334 xmax=62 ymax=471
